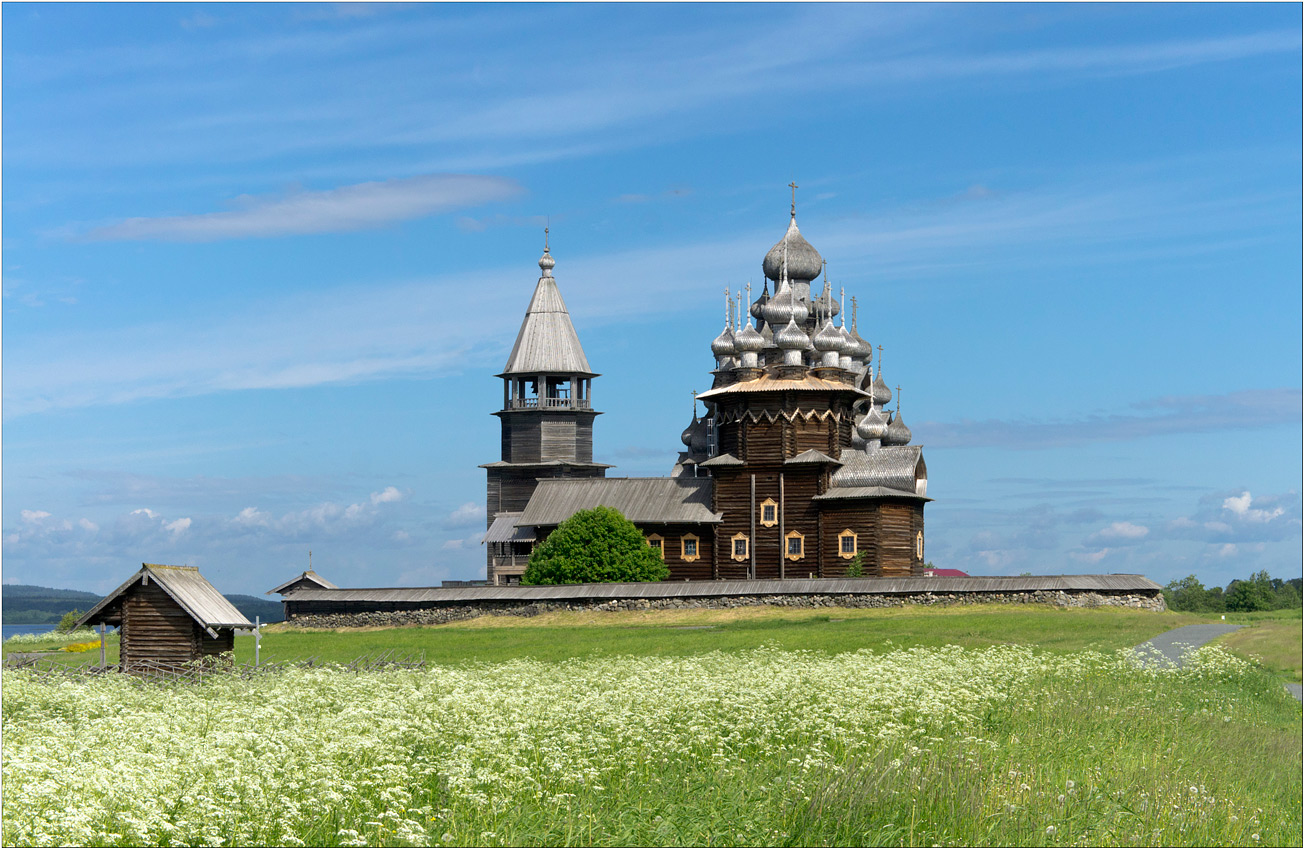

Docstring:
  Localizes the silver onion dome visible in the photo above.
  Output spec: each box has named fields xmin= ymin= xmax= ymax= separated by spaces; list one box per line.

xmin=763 ymin=216 xmax=823 ymax=282
xmin=711 ymin=326 xmax=737 ymax=357
xmin=775 ymin=317 xmax=810 ymax=351
xmin=813 ymin=318 xmax=843 ymax=354
xmin=811 ymin=286 xmax=840 ymax=322
xmin=850 ymin=329 xmax=873 ymax=362
xmin=856 ymin=405 xmax=889 ymax=442
xmin=837 ymin=325 xmax=858 ymax=357
xmin=538 ymin=247 xmax=555 ymax=275
xmin=750 ymin=281 xmax=770 ymax=322
xmin=761 ymin=279 xmax=808 ymax=327
xmin=735 ymin=321 xmax=765 ymax=353
xmin=882 ymin=409 xmax=912 ymax=446
xmin=861 ymin=369 xmax=892 ymax=407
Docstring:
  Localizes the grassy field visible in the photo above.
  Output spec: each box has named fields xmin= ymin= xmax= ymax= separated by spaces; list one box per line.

xmin=244 ymin=604 xmax=1216 ymax=666
xmin=3 ymin=604 xmax=1300 ymax=847
xmin=1213 ymin=611 xmax=1303 ymax=683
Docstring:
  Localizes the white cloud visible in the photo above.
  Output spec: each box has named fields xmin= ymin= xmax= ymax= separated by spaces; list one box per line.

xmin=20 ymin=509 xmax=52 ymax=523
xmin=446 ymin=502 xmax=483 ymax=527
xmin=371 ymin=486 xmax=403 ymax=506
xmin=131 ymin=508 xmax=159 ymax=519
xmin=441 ymin=533 xmax=484 ymax=551
xmin=1216 ymin=543 xmax=1238 ymax=558
xmin=1094 ymin=521 xmax=1149 ymax=542
xmin=164 ymin=517 xmax=192 ymax=535
xmin=80 ymin=174 xmax=522 ymax=242
xmin=1222 ymin=491 xmax=1285 ymax=523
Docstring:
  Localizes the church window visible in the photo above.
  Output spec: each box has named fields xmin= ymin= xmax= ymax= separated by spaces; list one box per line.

xmin=759 ymin=498 xmax=778 ymax=528
xmin=681 ymin=534 xmax=700 ymax=562
xmin=731 ymin=533 xmax=749 ymax=561
xmin=838 ymin=529 xmax=857 ymax=559
xmin=647 ymin=534 xmax=664 ymax=556
xmin=785 ymin=530 xmax=805 ymax=560
xmin=916 ymin=531 xmax=924 ymax=560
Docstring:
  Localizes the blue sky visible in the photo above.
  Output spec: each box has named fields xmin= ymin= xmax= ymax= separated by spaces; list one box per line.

xmin=3 ymin=2 xmax=1300 ymax=597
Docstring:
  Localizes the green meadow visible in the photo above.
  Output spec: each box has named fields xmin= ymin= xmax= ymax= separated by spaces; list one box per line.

xmin=3 ymin=604 xmax=1300 ymax=847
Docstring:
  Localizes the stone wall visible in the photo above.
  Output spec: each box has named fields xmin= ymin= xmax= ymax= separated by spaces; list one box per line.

xmin=285 ymin=589 xmax=1165 ymax=630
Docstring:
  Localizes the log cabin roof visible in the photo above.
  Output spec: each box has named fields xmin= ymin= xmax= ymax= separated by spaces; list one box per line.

xmin=785 ymin=449 xmax=841 ymax=465
xmin=698 ymin=452 xmax=745 ymax=467
xmin=516 ymin=477 xmax=722 ymax=526
xmin=266 ymin=570 xmax=338 ymax=595
xmin=830 ymin=444 xmax=923 ymax=491
xmin=282 ymin=574 xmax=1162 ymax=604
xmin=498 ymin=272 xmax=595 ymax=377
xmin=695 ymin=373 xmax=871 ymax=400
xmin=77 ymin=564 xmax=253 ymax=630
xmin=813 ymin=485 xmax=931 ymax=502
xmin=482 ymin=512 xmax=538 ymax=544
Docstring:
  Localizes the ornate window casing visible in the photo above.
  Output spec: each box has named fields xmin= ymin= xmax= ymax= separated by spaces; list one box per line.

xmin=681 ymin=534 xmax=700 ymax=562
xmin=647 ymin=534 xmax=664 ymax=557
xmin=759 ymin=498 xmax=778 ymax=528
xmin=916 ymin=531 xmax=924 ymax=560
xmin=731 ymin=533 xmax=749 ymax=561
xmin=838 ymin=529 xmax=858 ymax=559
xmin=784 ymin=530 xmax=805 ymax=560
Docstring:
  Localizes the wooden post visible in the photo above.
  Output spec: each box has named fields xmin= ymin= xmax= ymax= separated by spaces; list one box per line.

xmin=99 ymin=623 xmax=106 ymax=667
xmin=254 ymin=617 xmax=261 ymax=667
xmin=749 ymin=474 xmax=757 ymax=581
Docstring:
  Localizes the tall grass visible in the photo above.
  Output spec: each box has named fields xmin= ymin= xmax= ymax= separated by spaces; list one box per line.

xmin=3 ymin=644 xmax=1298 ymax=847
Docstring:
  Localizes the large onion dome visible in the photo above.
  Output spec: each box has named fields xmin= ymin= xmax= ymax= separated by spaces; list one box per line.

xmin=775 ymin=317 xmax=811 ymax=351
xmin=762 ymin=216 xmax=823 ymax=283
xmin=882 ymin=409 xmax=912 ymax=446
xmin=735 ymin=321 xmax=765 ymax=354
xmin=837 ymin=325 xmax=858 ymax=358
xmin=850 ymin=328 xmax=873 ymax=363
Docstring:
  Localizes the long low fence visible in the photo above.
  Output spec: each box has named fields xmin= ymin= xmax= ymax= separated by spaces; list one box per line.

xmin=281 ymin=574 xmax=1166 ymax=629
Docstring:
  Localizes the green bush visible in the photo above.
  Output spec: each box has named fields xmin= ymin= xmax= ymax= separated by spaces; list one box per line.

xmin=845 ymin=552 xmax=864 ymax=577
xmin=1226 ymin=571 xmax=1277 ymax=612
xmin=523 ymin=506 xmax=670 ymax=586
xmin=56 ymin=609 xmax=84 ymax=632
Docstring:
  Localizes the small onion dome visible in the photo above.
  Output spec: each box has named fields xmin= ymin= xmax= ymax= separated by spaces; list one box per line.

xmin=711 ymin=326 xmax=737 ymax=357
xmin=883 ymin=409 xmax=912 ymax=446
xmin=813 ymin=318 xmax=843 ymax=354
xmin=861 ymin=370 xmax=892 ymax=406
xmin=837 ymin=325 xmax=858 ymax=357
xmin=539 ymin=247 xmax=555 ymax=275
xmin=735 ymin=321 xmax=765 ymax=353
xmin=811 ymin=288 xmax=840 ymax=322
xmin=760 ymin=322 xmax=775 ymax=346
xmin=856 ymin=405 xmax=889 ymax=442
xmin=761 ymin=281 xmax=809 ymax=327
xmin=763 ymin=217 xmax=823 ymax=282
xmin=850 ymin=329 xmax=874 ymax=362
xmin=680 ymin=416 xmax=699 ymax=448
xmin=750 ymin=282 xmax=770 ymax=321
xmin=775 ymin=317 xmax=810 ymax=351
xmin=690 ymin=419 xmax=712 ymax=455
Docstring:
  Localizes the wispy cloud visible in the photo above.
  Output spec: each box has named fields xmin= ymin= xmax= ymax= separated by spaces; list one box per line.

xmin=79 ymin=174 xmax=522 ymax=242
xmin=918 ymin=388 xmax=1301 ymax=449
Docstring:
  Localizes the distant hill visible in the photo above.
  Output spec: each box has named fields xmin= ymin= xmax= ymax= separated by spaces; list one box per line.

xmin=2 ymin=584 xmax=284 ymax=624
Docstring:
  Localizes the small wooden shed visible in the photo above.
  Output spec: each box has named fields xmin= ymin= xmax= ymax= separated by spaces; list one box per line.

xmin=77 ymin=564 xmax=253 ymax=667
xmin=266 ymin=569 xmax=337 ymax=596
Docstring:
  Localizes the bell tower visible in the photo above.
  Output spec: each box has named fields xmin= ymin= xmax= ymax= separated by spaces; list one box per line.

xmin=481 ymin=233 xmax=610 ymax=583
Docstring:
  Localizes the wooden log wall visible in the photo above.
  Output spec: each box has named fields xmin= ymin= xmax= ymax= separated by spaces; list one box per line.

xmin=121 ymin=582 xmax=197 ymax=666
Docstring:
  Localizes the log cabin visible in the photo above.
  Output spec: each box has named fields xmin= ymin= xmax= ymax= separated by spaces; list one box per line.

xmin=77 ymin=564 xmax=252 ymax=667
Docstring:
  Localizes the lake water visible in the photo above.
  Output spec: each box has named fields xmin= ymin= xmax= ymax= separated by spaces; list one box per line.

xmin=3 ymin=624 xmax=117 ymax=642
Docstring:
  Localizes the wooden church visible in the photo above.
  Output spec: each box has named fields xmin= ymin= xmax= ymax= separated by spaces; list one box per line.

xmin=483 ymin=193 xmax=929 ymax=585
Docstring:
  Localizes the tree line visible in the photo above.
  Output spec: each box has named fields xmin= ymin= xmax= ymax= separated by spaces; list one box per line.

xmin=1163 ymin=571 xmax=1302 ymax=613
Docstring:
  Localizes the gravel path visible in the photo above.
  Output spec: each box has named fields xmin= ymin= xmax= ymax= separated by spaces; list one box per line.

xmin=1135 ymin=623 xmax=1301 ymax=702
xmin=1133 ymin=623 xmax=1244 ymax=668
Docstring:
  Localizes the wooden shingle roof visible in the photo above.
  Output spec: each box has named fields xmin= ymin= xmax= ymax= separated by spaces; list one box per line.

xmin=499 ymin=273 xmax=594 ymax=377
xmin=78 ymin=564 xmax=253 ymax=631
xmin=267 ymin=570 xmax=338 ymax=595
xmin=516 ymin=477 xmax=722 ymax=527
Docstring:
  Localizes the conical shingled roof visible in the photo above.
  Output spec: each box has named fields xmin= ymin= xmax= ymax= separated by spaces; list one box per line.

xmin=500 ymin=254 xmax=594 ymax=377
